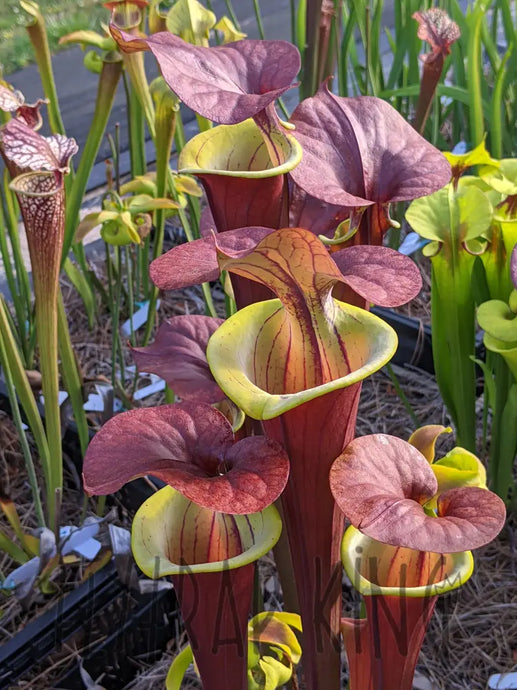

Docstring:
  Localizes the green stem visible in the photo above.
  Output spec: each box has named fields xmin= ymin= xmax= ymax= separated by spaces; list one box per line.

xmin=63 ymin=59 xmax=123 ymax=265
xmin=142 ymin=82 xmax=177 ymax=345
xmin=139 ymin=235 xmax=150 ymax=300
xmin=0 ymin=297 xmax=51 ymax=502
xmin=290 ymin=0 xmax=296 ymax=44
xmin=490 ymin=47 xmax=511 ymax=159
xmin=2 ymin=180 xmax=32 ymax=331
xmin=125 ymin=246 xmax=136 ymax=347
xmin=223 ymin=0 xmax=240 ymax=28
xmin=164 ymin=384 xmax=175 ymax=403
xmin=384 ymin=363 xmax=420 ymax=427
xmin=96 ymin=495 xmax=107 ymax=518
xmin=431 ymin=253 xmax=477 ymax=452
xmin=252 ymin=0 xmax=266 ymax=39
xmin=112 ymin=247 xmax=125 ymax=398
xmin=195 ymin=113 xmax=213 ymax=133
xmin=122 ymin=52 xmax=156 ymax=139
xmin=57 ymin=292 xmax=90 ymax=457
xmin=22 ymin=1 xmax=65 ymax=135
xmin=174 ymin=112 xmax=187 ymax=152
xmin=489 ymin=356 xmax=516 ymax=501
xmin=467 ymin=3 xmax=486 ymax=147
xmin=125 ymin=73 xmax=147 ymax=178
xmin=37 ymin=280 xmax=62 ymax=525
xmin=0 ymin=301 xmax=45 ymax=527
xmin=0 ymin=204 xmax=28 ymax=364
xmin=301 ymin=0 xmax=323 ymax=98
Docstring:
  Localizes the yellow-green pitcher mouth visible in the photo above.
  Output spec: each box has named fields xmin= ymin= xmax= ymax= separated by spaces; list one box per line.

xmin=132 ymin=486 xmax=282 ymax=577
xmin=179 ymin=118 xmax=302 ymax=179
xmin=207 ymin=298 xmax=397 ymax=420
xmin=341 ymin=526 xmax=474 ymax=598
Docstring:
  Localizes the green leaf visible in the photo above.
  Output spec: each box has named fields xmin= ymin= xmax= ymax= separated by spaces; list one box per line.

xmin=497 ymin=383 xmax=517 ymax=496
xmin=214 ymin=16 xmax=247 ymax=43
xmin=166 ymin=0 xmax=216 ymax=46
xmin=406 ymin=182 xmax=493 ymax=248
xmin=480 ymin=158 xmax=517 ymax=196
xmin=472 ymin=356 xmax=497 ymax=412
xmin=57 ymin=292 xmax=90 ymax=456
xmin=0 ymin=297 xmax=51 ymax=495
xmin=0 ymin=527 xmax=29 ymax=565
xmin=128 ymin=194 xmax=181 ymax=213
xmin=64 ymin=258 xmax=96 ymax=329
xmin=0 ymin=497 xmax=39 ymax=556
xmin=432 ymin=447 xmax=487 ymax=493
xmin=173 ymin=173 xmax=203 ymax=197
xmin=166 ymin=645 xmax=194 ymax=690
xmin=477 ymin=299 xmax=517 ymax=342
xmin=260 ymin=656 xmax=293 ymax=690
xmin=443 ymin=139 xmax=498 ymax=173
xmin=120 ymin=175 xmax=157 ymax=197
xmin=248 ymin=612 xmax=302 ymax=665
xmin=380 ymin=84 xmax=491 ymax=120
xmin=483 ymin=333 xmax=517 ymax=381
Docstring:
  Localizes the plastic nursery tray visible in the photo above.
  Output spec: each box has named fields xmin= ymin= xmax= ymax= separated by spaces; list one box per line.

xmin=0 ymin=562 xmax=180 ymax=690
xmin=372 ymin=307 xmax=434 ymax=373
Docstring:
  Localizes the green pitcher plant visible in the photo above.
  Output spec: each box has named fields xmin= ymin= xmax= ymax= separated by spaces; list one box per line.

xmin=477 ymin=244 xmax=517 ymax=499
xmin=406 ymin=177 xmax=493 ymax=452
xmin=166 ymin=611 xmax=302 ymax=690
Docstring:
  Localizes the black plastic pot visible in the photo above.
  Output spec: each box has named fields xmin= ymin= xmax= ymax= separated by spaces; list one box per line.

xmin=0 ymin=385 xmax=176 ymax=689
xmin=0 ymin=562 xmax=179 ymax=690
xmin=372 ymin=307 xmax=434 ymax=373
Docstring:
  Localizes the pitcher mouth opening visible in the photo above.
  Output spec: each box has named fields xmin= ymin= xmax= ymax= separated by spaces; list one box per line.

xmin=207 ymin=298 xmax=398 ymax=420
xmin=131 ymin=486 xmax=282 ymax=577
xmin=341 ymin=526 xmax=474 ymax=598
xmin=178 ymin=119 xmax=302 ymax=179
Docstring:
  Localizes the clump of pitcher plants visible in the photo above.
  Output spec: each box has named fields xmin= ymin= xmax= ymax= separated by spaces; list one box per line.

xmin=0 ymin=3 xmax=510 ymax=688
xmin=81 ymin=24 xmax=508 ymax=690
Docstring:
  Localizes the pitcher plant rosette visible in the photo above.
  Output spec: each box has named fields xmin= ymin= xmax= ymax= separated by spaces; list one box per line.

xmin=83 ymin=401 xmax=289 ymax=689
xmin=205 ymin=227 xmax=406 ymax=688
xmin=66 ymin=20 xmax=511 ymax=690
xmin=330 ymin=434 xmax=506 ymax=690
xmin=134 ymin=223 xmax=421 ymax=684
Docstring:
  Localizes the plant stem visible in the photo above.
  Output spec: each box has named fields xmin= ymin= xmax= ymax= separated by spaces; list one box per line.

xmin=385 ymin=363 xmax=420 ymax=427
xmin=57 ymin=292 xmax=90 ymax=457
xmin=22 ymin=1 xmax=65 ymax=135
xmin=252 ymin=0 xmax=266 ymax=39
xmin=0 ymin=304 xmax=45 ymax=527
xmin=63 ymin=58 xmax=123 ymax=264
xmin=0 ymin=297 xmax=51 ymax=501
